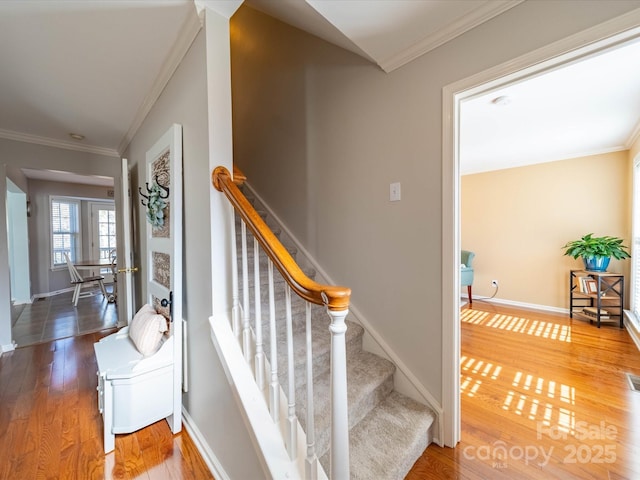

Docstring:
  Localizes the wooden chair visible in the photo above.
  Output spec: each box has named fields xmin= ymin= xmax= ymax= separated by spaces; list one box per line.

xmin=108 ymin=248 xmax=117 ymax=303
xmin=64 ymin=252 xmax=108 ymax=306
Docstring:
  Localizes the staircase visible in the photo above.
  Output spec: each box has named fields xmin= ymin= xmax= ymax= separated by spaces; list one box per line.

xmin=235 ymin=185 xmax=436 ymax=479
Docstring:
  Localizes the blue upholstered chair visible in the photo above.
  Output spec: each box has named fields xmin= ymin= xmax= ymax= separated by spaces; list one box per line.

xmin=461 ymin=250 xmax=475 ymax=304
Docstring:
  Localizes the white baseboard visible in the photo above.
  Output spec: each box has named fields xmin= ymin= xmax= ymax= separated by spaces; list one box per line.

xmin=31 ymin=287 xmax=75 ymax=301
xmin=11 ymin=299 xmax=31 ymax=305
xmin=481 ymin=297 xmax=569 ymax=315
xmin=1 ymin=341 xmax=17 ymax=355
xmin=182 ymin=407 xmax=231 ymax=480
xmin=624 ymin=310 xmax=640 ymax=352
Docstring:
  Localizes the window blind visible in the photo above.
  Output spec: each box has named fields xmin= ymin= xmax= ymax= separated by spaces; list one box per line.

xmin=51 ymin=198 xmax=80 ymax=266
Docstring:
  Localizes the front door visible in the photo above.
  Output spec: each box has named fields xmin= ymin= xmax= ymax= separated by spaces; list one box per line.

xmin=143 ymin=124 xmax=183 ymax=433
xmin=90 ymin=202 xmax=116 ymax=283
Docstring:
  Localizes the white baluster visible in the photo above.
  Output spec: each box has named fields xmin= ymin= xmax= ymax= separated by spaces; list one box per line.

xmin=285 ymin=285 xmax=297 ymax=459
xmin=305 ymin=302 xmax=318 ymax=480
xmin=327 ymin=306 xmax=350 ymax=480
xmin=241 ymin=221 xmax=251 ymax=363
xmin=231 ymin=213 xmax=241 ymax=338
xmin=268 ymin=260 xmax=279 ymax=422
xmin=254 ymin=238 xmax=265 ymax=390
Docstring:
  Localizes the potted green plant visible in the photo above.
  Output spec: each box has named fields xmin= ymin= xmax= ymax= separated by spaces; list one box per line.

xmin=562 ymin=233 xmax=631 ymax=271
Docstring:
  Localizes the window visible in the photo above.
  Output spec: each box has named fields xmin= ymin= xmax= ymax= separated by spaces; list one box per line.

xmin=51 ymin=198 xmax=80 ymax=267
xmin=91 ymin=203 xmax=117 ymax=276
xmin=630 ymin=157 xmax=640 ymax=328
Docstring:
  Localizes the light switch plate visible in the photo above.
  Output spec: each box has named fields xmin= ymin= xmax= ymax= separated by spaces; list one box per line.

xmin=390 ymin=182 xmax=401 ymax=201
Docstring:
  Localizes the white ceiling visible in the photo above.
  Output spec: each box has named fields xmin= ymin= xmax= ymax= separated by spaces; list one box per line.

xmin=460 ymin=36 xmax=640 ymax=175
xmin=0 ymin=0 xmax=196 ymax=157
xmin=0 ymin=0 xmax=639 ymax=182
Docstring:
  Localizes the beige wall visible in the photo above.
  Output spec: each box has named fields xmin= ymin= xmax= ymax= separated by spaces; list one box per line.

xmin=462 ymin=151 xmax=631 ymax=309
xmin=231 ymin=1 xmax=640 ymax=405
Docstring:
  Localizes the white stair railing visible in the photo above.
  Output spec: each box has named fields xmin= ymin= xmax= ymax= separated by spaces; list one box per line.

xmin=253 ymin=238 xmax=265 ymax=390
xmin=305 ymin=302 xmax=319 ymax=480
xmin=213 ymin=166 xmax=351 ymax=479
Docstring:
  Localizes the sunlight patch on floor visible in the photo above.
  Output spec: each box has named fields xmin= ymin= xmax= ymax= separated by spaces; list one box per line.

xmin=461 ymin=309 xmax=571 ymax=342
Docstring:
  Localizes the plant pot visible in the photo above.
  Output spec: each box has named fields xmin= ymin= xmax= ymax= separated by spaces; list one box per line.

xmin=583 ymin=256 xmax=610 ymax=272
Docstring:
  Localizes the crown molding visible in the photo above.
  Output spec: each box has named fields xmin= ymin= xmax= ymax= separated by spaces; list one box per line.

xmin=461 ymin=145 xmax=629 ymax=176
xmin=0 ymin=128 xmax=119 ymax=157
xmin=117 ymin=7 xmax=203 ymax=154
xmin=378 ymin=0 xmax=524 ymax=73
xmin=626 ymin=118 xmax=640 ymax=150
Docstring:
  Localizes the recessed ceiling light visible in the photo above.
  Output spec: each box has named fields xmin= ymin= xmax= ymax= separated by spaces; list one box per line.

xmin=69 ymin=133 xmax=85 ymax=140
xmin=491 ymin=95 xmax=512 ymax=107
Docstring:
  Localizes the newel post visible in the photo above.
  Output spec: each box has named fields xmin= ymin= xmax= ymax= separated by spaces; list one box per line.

xmin=327 ymin=306 xmax=350 ymax=479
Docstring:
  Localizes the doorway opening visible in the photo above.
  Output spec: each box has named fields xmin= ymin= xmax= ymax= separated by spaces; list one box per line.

xmin=442 ymin=16 xmax=640 ymax=447
xmin=10 ymin=169 xmax=119 ymax=348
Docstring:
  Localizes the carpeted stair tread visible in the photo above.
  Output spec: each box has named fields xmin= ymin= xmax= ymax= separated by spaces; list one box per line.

xmin=296 ymin=349 xmax=396 ymax=459
xmin=319 ymin=390 xmax=435 ymax=479
xmin=260 ymin=318 xmax=365 ymax=389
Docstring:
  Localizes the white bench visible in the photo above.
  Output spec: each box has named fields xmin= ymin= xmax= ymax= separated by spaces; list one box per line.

xmin=94 ymin=327 xmax=175 ymax=453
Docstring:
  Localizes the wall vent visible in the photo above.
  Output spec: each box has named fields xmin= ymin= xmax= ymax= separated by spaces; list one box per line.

xmin=626 ymin=373 xmax=640 ymax=392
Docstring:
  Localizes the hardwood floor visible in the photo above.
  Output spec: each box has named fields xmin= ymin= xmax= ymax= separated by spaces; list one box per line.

xmin=12 ymin=291 xmax=118 ymax=348
xmin=406 ymin=301 xmax=640 ymax=479
xmin=6 ymin=299 xmax=640 ymax=479
xmin=0 ymin=331 xmax=214 ymax=480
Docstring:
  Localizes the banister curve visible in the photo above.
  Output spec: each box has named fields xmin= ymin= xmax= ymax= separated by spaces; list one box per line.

xmin=212 ymin=166 xmax=351 ymax=311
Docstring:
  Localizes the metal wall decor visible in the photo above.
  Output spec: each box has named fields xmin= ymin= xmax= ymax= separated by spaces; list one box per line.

xmin=139 ymin=175 xmax=169 ymax=227
xmin=151 ymin=150 xmax=171 ymax=238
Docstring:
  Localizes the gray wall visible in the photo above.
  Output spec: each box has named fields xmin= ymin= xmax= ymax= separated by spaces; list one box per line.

xmin=230 ymin=0 xmax=640 ymax=405
xmin=123 ymin=23 xmax=263 ymax=478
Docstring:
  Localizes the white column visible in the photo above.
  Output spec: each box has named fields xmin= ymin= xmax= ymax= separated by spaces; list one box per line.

xmin=268 ymin=260 xmax=279 ymax=422
xmin=231 ymin=213 xmax=241 ymax=338
xmin=327 ymin=307 xmax=350 ymax=480
xmin=254 ymin=238 xmax=265 ymax=389
xmin=305 ymin=303 xmax=318 ymax=480
xmin=285 ymin=285 xmax=297 ymax=459
xmin=240 ymin=221 xmax=251 ymax=363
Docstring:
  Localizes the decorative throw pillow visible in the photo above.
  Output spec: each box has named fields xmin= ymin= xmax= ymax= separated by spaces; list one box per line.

xmin=129 ymin=304 xmax=168 ymax=356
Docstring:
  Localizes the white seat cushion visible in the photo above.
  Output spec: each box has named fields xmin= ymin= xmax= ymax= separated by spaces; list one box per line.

xmin=129 ymin=304 xmax=168 ymax=356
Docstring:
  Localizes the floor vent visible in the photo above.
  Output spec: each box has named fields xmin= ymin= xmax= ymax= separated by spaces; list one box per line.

xmin=626 ymin=373 xmax=640 ymax=392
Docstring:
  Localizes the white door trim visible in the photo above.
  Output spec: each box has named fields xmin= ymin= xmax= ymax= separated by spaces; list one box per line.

xmin=144 ymin=124 xmax=183 ymax=432
xmin=89 ymin=201 xmax=116 ymax=282
xmin=118 ymin=158 xmax=134 ymax=326
xmin=441 ymin=9 xmax=640 ymax=447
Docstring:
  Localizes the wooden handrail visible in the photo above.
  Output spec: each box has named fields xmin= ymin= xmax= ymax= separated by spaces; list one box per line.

xmin=232 ymin=165 xmax=246 ymax=185
xmin=212 ymin=166 xmax=351 ymax=311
